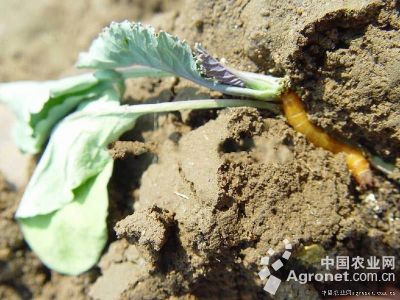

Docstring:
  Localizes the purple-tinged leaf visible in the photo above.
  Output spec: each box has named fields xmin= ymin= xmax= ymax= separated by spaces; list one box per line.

xmin=196 ymin=46 xmax=245 ymax=88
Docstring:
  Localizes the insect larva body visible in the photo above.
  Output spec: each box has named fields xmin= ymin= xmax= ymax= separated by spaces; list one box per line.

xmin=281 ymin=91 xmax=373 ymax=188
xmin=345 ymin=150 xmax=373 ymax=187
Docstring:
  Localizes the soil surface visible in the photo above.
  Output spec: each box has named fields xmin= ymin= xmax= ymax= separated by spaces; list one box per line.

xmin=0 ymin=0 xmax=399 ymax=299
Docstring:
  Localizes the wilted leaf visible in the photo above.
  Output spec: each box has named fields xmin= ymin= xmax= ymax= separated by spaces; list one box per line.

xmin=0 ymin=70 xmax=124 ymax=153
xmin=18 ymin=160 xmax=113 ymax=275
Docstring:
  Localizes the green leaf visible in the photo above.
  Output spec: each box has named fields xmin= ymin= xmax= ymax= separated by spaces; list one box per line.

xmin=77 ymin=21 xmax=283 ymax=100
xmin=18 ymin=160 xmax=113 ymax=275
xmin=15 ymin=90 xmax=132 ymax=218
xmin=0 ymin=70 xmax=124 ymax=154
xmin=77 ymin=21 xmax=202 ymax=83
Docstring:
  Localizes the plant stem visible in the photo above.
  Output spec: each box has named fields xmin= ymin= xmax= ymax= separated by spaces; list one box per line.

xmin=192 ymin=77 xmax=282 ymax=101
xmin=118 ymin=66 xmax=284 ymax=101
xmin=122 ymin=98 xmax=280 ymax=115
xmin=234 ymin=71 xmax=283 ymax=92
xmin=369 ymin=155 xmax=396 ymax=175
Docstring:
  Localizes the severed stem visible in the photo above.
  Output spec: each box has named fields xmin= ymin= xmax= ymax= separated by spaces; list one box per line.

xmin=121 ymin=98 xmax=280 ymax=115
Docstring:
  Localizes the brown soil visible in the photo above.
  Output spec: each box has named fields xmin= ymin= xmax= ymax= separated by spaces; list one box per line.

xmin=176 ymin=0 xmax=400 ymax=162
xmin=0 ymin=0 xmax=399 ymax=299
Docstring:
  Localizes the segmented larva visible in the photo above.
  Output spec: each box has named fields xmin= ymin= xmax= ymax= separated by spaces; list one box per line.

xmin=281 ymin=91 xmax=373 ymax=188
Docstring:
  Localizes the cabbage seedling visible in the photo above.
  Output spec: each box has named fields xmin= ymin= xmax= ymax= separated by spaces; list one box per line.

xmin=77 ymin=21 xmax=284 ymax=101
xmin=1 ymin=67 xmax=277 ymax=275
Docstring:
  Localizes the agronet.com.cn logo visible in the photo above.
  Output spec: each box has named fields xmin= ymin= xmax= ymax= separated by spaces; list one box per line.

xmin=258 ymin=240 xmax=397 ymax=297
xmin=258 ymin=239 xmax=292 ymax=295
